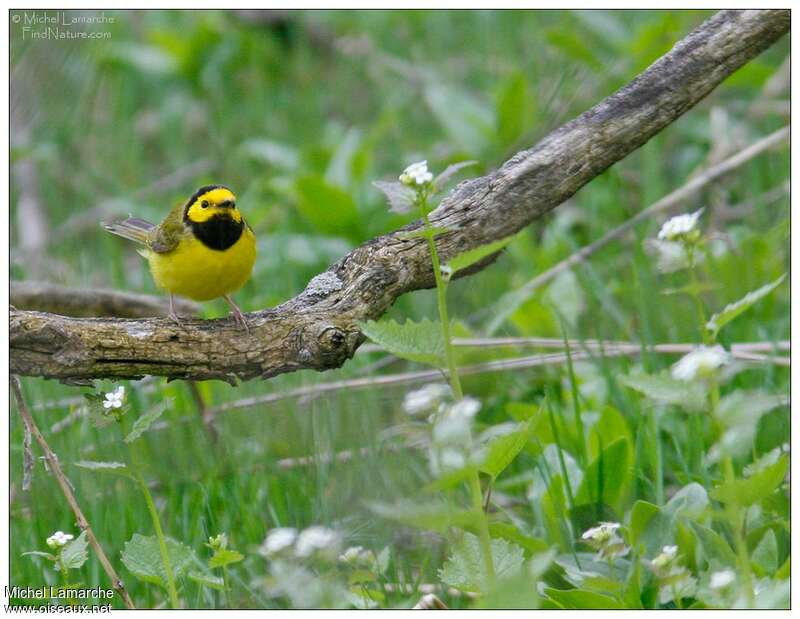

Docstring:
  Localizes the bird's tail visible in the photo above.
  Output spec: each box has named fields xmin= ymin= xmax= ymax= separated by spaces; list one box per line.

xmin=102 ymin=217 xmax=155 ymax=245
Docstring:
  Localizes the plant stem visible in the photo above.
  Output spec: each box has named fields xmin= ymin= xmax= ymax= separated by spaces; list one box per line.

xmin=468 ymin=473 xmax=496 ymax=587
xmin=722 ymin=457 xmax=755 ymax=606
xmin=421 ymin=207 xmax=462 ymax=399
xmin=134 ymin=467 xmax=181 ymax=609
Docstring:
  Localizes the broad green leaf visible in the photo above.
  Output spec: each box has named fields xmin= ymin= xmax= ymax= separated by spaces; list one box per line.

xmin=711 ymin=454 xmax=788 ymax=507
xmin=433 ymin=160 xmax=478 ymax=192
xmin=587 ymin=406 xmax=632 ymax=462
xmin=544 ymin=270 xmax=586 ymax=327
xmin=575 ymin=438 xmax=630 ymax=506
xmin=544 ymin=588 xmax=623 ymax=609
xmin=60 ymin=531 xmax=89 ymax=570
xmin=555 ymin=552 xmax=632 ymax=591
xmin=294 ymin=175 xmax=360 ymax=238
xmin=476 ymin=550 xmax=555 ymax=609
xmin=717 ymin=390 xmax=787 ymax=429
xmin=358 ymin=318 xmax=445 ymax=367
xmin=445 ymin=236 xmax=515 ymax=275
xmin=188 ymin=571 xmax=225 ymax=590
xmin=368 ymin=500 xmax=475 ymax=533
xmin=438 ymin=532 xmax=524 ymax=593
xmin=209 ymin=548 xmax=244 ymax=569
xmin=664 ymin=483 xmax=709 ymax=522
xmin=617 ymin=371 xmax=706 ymax=411
xmin=479 ymin=419 xmax=532 ymax=479
xmin=628 ymin=500 xmax=659 ymax=548
xmin=121 ymin=533 xmax=198 ymax=589
xmin=751 ymin=529 xmax=778 ymax=577
xmin=124 ymin=400 xmax=170 ymax=443
xmin=241 ymin=138 xmax=299 ymax=171
xmin=689 ymin=523 xmax=736 ymax=568
xmin=706 ymin=274 xmax=786 ymax=337
xmin=488 ymin=522 xmax=549 ymax=556
xmin=372 ymin=180 xmax=416 ymax=214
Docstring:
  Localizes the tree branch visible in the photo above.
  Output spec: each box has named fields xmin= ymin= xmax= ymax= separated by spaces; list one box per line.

xmin=10 ymin=9 xmax=790 ymax=383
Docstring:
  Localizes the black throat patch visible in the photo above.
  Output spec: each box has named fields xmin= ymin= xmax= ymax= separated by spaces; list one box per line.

xmin=189 ymin=215 xmax=244 ymax=251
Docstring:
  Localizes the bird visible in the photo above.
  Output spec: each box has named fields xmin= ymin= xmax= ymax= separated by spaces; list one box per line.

xmin=103 ymin=184 xmax=256 ymax=331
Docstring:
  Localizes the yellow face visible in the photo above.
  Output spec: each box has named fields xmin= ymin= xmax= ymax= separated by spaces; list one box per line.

xmin=185 ymin=187 xmax=242 ymax=223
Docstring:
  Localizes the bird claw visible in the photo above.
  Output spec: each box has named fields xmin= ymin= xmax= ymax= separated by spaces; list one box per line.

xmin=230 ymin=307 xmax=250 ymax=333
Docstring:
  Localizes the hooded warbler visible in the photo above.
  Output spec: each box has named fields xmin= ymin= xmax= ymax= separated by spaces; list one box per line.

xmin=103 ymin=184 xmax=256 ymax=331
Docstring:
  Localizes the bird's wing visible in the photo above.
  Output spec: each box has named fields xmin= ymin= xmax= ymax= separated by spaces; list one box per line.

xmin=149 ymin=204 xmax=187 ymax=254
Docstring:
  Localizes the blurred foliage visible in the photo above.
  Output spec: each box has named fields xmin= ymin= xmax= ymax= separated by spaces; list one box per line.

xmin=10 ymin=9 xmax=788 ymax=609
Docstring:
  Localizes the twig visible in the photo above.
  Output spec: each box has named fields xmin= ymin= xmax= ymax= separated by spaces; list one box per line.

xmin=211 ymin=340 xmax=788 ymax=414
xmin=11 ymin=376 xmax=136 ymax=609
xmin=486 ymin=125 xmax=789 ymax=333
xmin=11 ymin=281 xmax=200 ymax=319
xmin=9 ymin=10 xmax=790 ymax=382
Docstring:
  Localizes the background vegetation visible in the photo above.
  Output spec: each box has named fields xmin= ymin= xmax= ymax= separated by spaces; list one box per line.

xmin=10 ymin=9 xmax=789 ymax=609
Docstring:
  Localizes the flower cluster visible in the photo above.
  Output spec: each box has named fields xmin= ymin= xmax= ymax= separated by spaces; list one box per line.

xmin=399 ymin=160 xmax=433 ymax=187
xmin=260 ymin=525 xmax=342 ymax=562
xmin=103 ymin=386 xmax=125 ymax=410
xmin=671 ymin=345 xmax=730 ymax=382
xmin=46 ymin=531 xmax=74 ymax=549
xmin=402 ymin=383 xmax=451 ymax=417
xmin=648 ymin=544 xmax=696 ymax=604
xmin=657 ymin=210 xmax=703 ymax=243
xmin=430 ymin=397 xmax=482 ymax=475
xmin=580 ymin=522 xmax=629 ymax=560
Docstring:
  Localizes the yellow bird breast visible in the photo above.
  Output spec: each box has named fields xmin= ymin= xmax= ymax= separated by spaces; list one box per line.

xmin=146 ymin=227 xmax=256 ymax=302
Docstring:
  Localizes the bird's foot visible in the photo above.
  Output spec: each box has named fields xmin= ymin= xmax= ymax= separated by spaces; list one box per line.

xmin=224 ymin=295 xmax=250 ymax=334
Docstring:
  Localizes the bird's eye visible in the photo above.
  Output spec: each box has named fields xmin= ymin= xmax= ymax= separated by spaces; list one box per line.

xmin=201 ymin=200 xmax=209 ymax=208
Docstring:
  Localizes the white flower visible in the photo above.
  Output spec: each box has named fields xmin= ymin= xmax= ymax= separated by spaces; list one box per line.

xmin=338 ymin=545 xmax=372 ymax=566
xmin=402 ymin=384 xmax=451 ymax=416
xmin=448 ymin=397 xmax=481 ymax=421
xmin=46 ymin=531 xmax=74 ymax=549
xmin=581 ymin=522 xmax=620 ymax=543
xmin=440 ymin=264 xmax=453 ymax=281
xmin=710 ymin=569 xmax=736 ymax=590
xmin=651 ymin=545 xmax=679 ymax=568
xmin=399 ymin=160 xmax=434 ymax=187
xmin=103 ymin=386 xmax=125 ymax=409
xmin=259 ymin=527 xmax=297 ymax=558
xmin=294 ymin=526 xmax=341 ymax=558
xmin=644 ymin=239 xmax=691 ymax=273
xmin=671 ymin=345 xmax=730 ymax=381
xmin=657 ymin=210 xmax=703 ymax=242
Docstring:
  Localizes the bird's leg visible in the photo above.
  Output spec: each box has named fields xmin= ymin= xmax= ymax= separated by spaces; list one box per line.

xmin=224 ymin=294 xmax=250 ymax=333
xmin=167 ymin=294 xmax=184 ymax=327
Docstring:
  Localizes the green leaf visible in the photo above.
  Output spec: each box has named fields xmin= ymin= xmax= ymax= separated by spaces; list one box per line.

xmin=751 ymin=529 xmax=778 ymax=577
xmin=544 ymin=588 xmax=623 ymax=609
xmin=488 ymin=522 xmax=549 ymax=556
xmin=60 ymin=531 xmax=89 ymax=570
xmin=618 ymin=371 xmax=706 ymax=411
xmin=628 ymin=500 xmax=659 ymax=548
xmin=188 ymin=571 xmax=225 ymax=590
xmin=438 ymin=532 xmax=524 ymax=593
xmin=664 ymin=483 xmax=709 ymax=522
xmin=689 ymin=522 xmax=736 ymax=568
xmin=358 ymin=318 xmax=445 ymax=367
xmin=479 ymin=419 xmax=532 ymax=479
xmin=368 ymin=500 xmax=476 ymax=533
xmin=496 ymin=73 xmax=532 ymax=146
xmin=209 ymin=548 xmax=244 ymax=569
xmin=575 ymin=437 xmax=630 ymax=506
xmin=22 ymin=551 xmax=57 ymax=562
xmin=445 ymin=236 xmax=515 ymax=275
xmin=424 ymin=82 xmax=494 ymax=154
xmin=121 ymin=533 xmax=198 ymax=589
xmin=74 ymin=460 xmax=130 ymax=476
xmin=711 ymin=454 xmax=788 ymax=507
xmin=294 ymin=175 xmax=360 ymax=238
xmin=372 ymin=180 xmax=416 ymax=214
xmin=706 ymin=274 xmax=786 ymax=337
xmin=124 ymin=400 xmax=170 ymax=443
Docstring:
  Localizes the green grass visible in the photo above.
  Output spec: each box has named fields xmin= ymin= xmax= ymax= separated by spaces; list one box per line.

xmin=10 ymin=9 xmax=789 ymax=609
